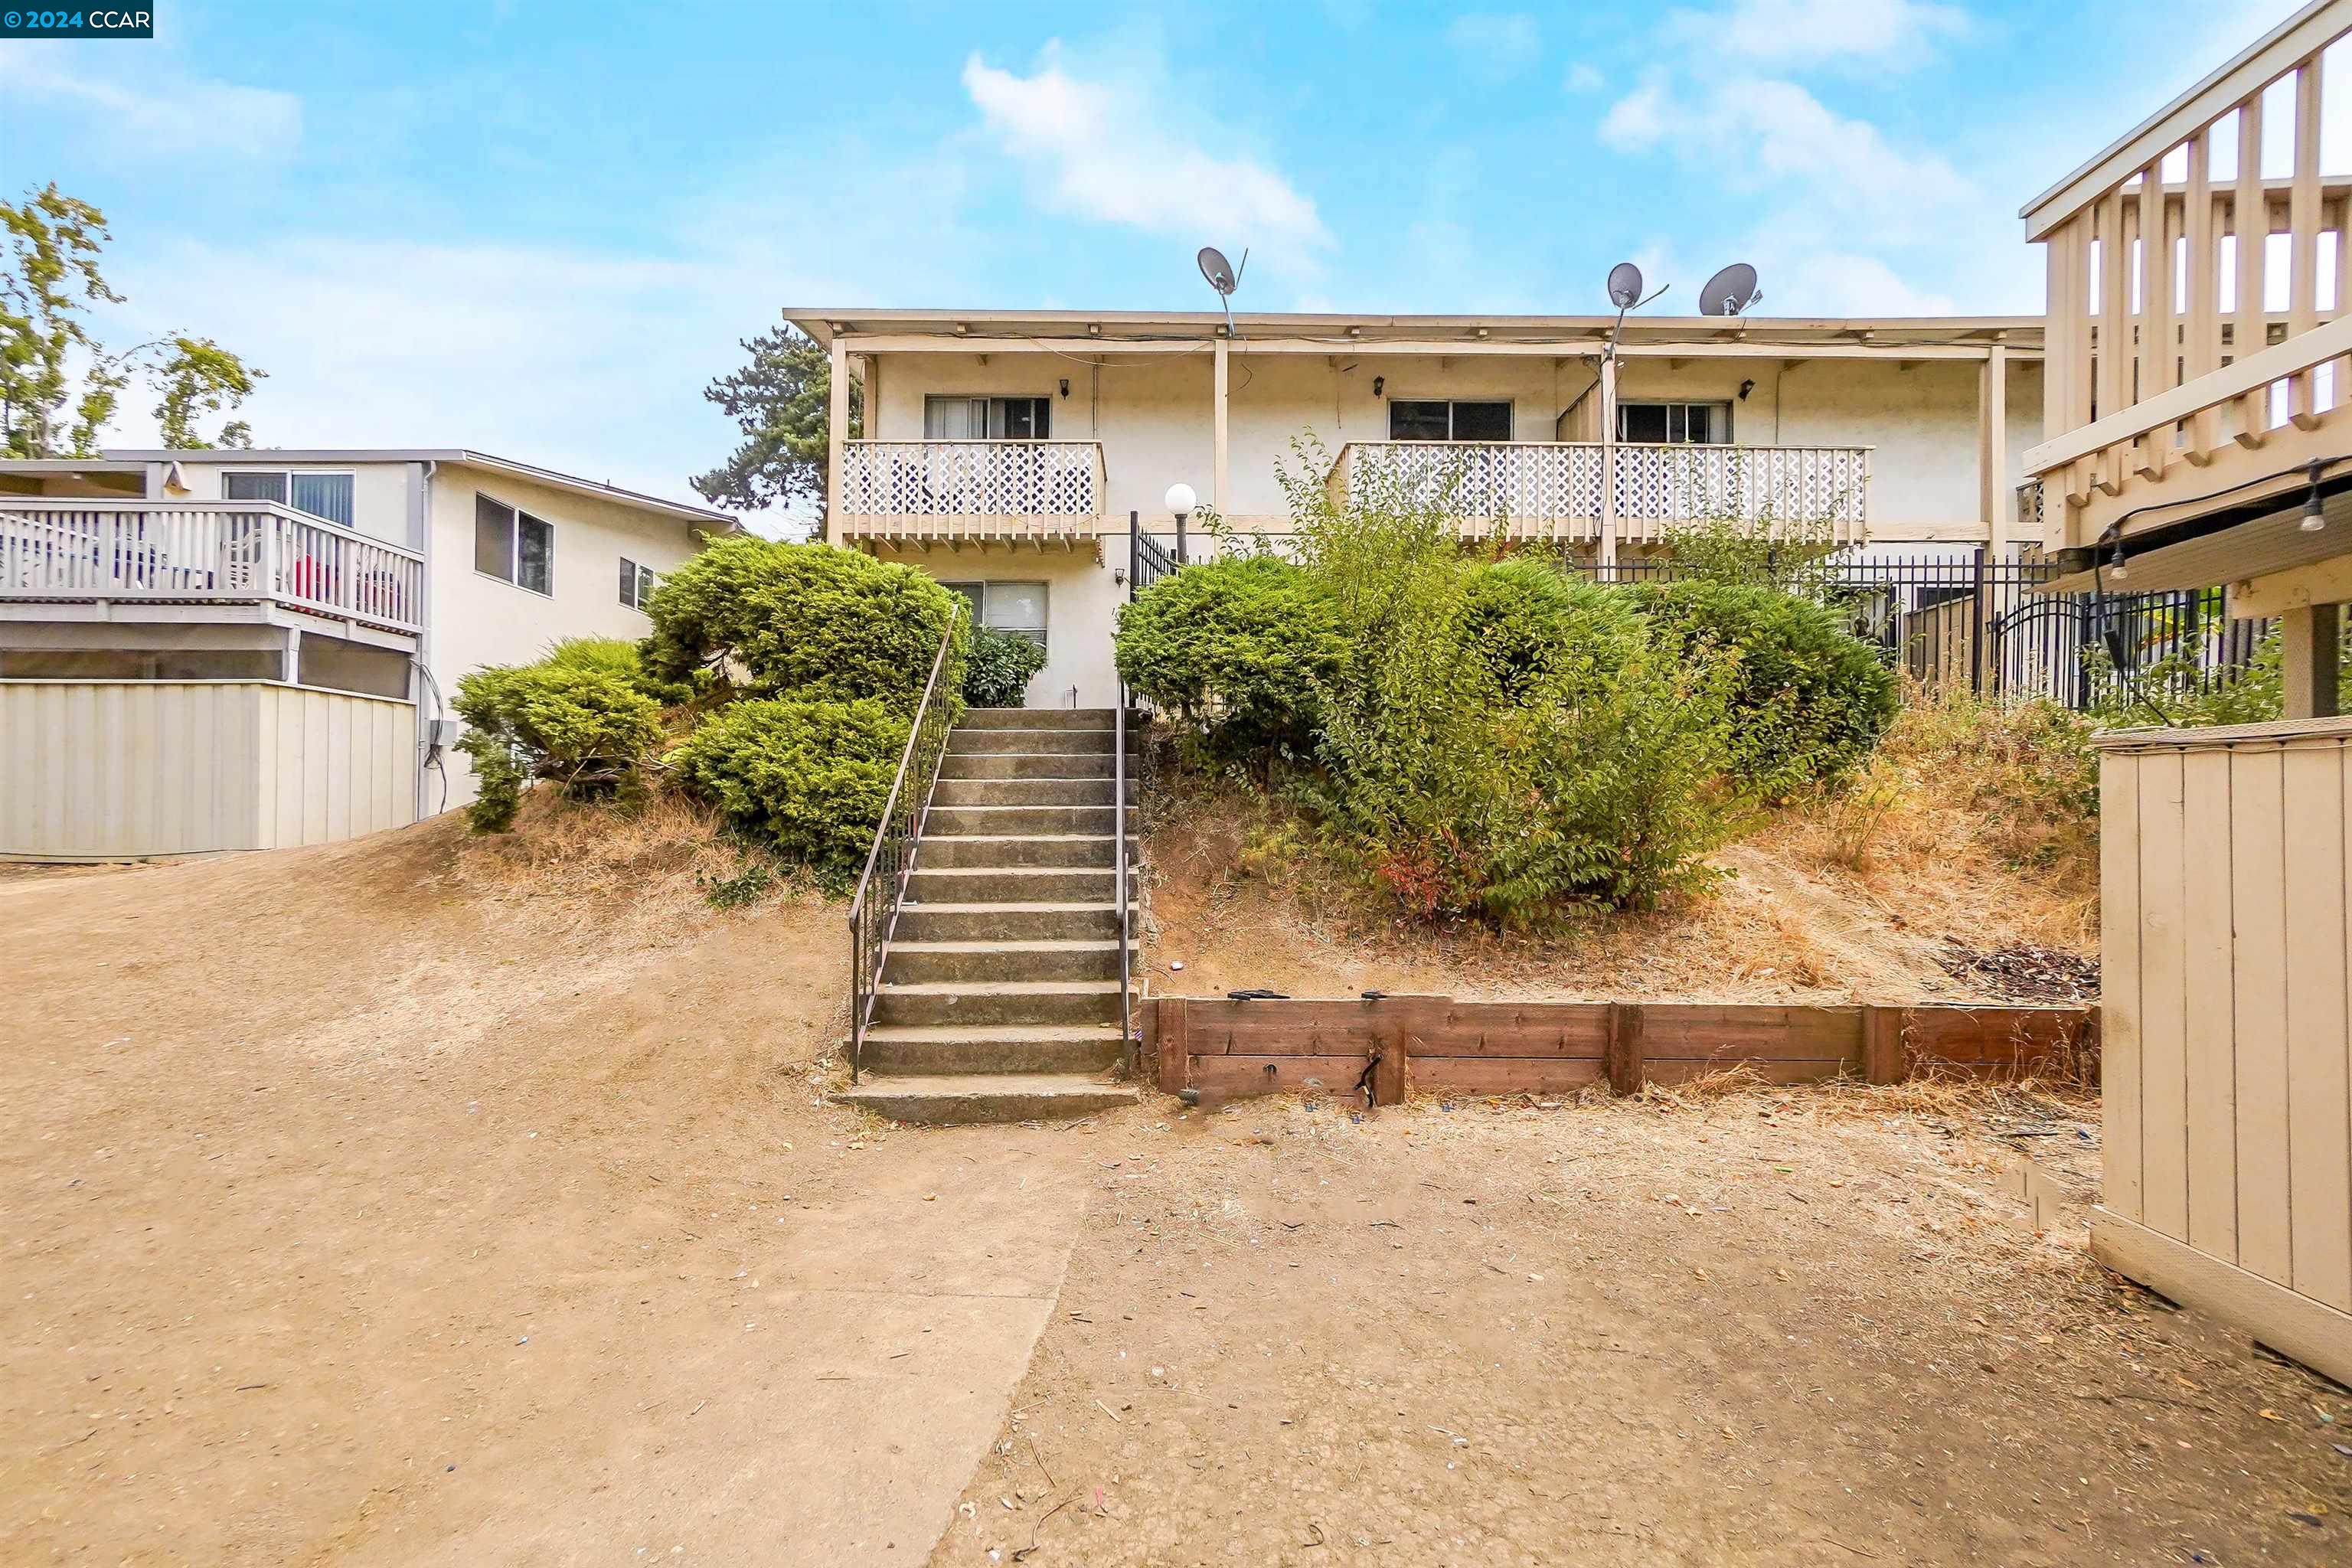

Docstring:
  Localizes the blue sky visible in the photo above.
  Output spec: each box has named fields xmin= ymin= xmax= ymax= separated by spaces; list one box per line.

xmin=0 ymin=0 xmax=2308 ymax=509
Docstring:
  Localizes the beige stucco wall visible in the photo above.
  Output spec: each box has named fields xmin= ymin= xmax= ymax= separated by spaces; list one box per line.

xmin=166 ymin=458 xmax=416 ymax=548
xmin=870 ymin=543 xmax=1122 ymax=709
xmin=426 ymin=464 xmax=714 ymax=805
xmin=868 ymin=348 xmax=2043 ymax=537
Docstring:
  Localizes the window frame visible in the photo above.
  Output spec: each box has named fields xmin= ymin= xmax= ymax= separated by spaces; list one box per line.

xmin=1385 ymin=398 xmax=1513 ymax=443
xmin=219 ymin=467 xmax=359 ymax=528
xmin=923 ymin=394 xmax=1055 ymax=440
xmin=940 ymin=578 xmax=1049 ymax=653
xmin=1615 ymin=400 xmax=1735 ymax=445
xmin=473 ymin=492 xmax=556 ymax=597
xmin=619 ymin=556 xmax=658 ymax=612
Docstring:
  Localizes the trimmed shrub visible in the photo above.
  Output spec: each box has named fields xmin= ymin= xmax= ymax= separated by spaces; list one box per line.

xmin=963 ymin=626 xmax=1047 ymax=708
xmin=671 ymin=697 xmax=908 ymax=881
xmin=537 ymin=634 xmax=697 ymax=706
xmin=640 ymin=535 xmax=968 ymax=710
xmin=1625 ymin=580 xmax=1899 ymax=797
xmin=1459 ymin=559 xmax=1645 ymax=704
xmin=452 ymin=642 xmax=668 ymax=832
xmin=1114 ymin=555 xmax=1346 ymax=759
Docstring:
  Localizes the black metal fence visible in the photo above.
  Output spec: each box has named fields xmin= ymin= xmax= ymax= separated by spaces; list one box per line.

xmin=1129 ymin=511 xmax=1177 ymax=601
xmin=1575 ymin=552 xmax=2275 ymax=713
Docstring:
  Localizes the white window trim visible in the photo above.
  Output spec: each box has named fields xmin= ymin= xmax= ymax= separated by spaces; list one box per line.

xmin=218 ymin=467 xmax=359 ymax=526
xmin=473 ymin=491 xmax=556 ymax=598
xmin=1386 ymin=397 xmax=1514 ymax=442
xmin=619 ymin=557 xmax=658 ymax=612
xmin=1616 ymin=400 xmax=1735 ymax=445
xmin=922 ymin=394 xmax=1057 ymax=440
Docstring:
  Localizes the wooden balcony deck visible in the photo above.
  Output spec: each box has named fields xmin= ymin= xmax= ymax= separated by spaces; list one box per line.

xmin=834 ymin=439 xmax=1106 ymax=544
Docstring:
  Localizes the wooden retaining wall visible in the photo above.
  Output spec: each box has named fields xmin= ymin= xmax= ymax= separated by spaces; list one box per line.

xmin=1147 ymin=995 xmax=2099 ymax=1103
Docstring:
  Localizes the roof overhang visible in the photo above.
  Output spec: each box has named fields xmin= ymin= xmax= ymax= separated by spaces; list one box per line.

xmin=786 ymin=309 xmax=2043 ymax=354
xmin=81 ymin=449 xmax=740 ymax=532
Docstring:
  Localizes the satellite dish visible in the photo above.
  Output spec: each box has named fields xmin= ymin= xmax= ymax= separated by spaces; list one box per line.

xmin=1606 ymin=262 xmax=1645 ymax=311
xmin=1198 ymin=247 xmax=1238 ymax=295
xmin=1699 ymin=262 xmax=1762 ymax=318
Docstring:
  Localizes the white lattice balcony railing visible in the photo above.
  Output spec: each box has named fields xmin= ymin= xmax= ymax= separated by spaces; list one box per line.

xmin=1325 ymin=441 xmax=1871 ymax=543
xmin=835 ymin=440 xmax=1106 ymax=539
xmin=0 ymin=500 xmax=424 ymax=635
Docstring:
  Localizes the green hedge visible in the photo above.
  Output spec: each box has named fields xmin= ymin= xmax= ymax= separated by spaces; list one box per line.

xmin=963 ymin=626 xmax=1047 ymax=707
xmin=1459 ymin=559 xmax=1646 ymax=703
xmin=640 ymin=535 xmax=968 ymax=710
xmin=452 ymin=639 xmax=668 ymax=832
xmin=1114 ymin=556 xmax=1346 ymax=759
xmin=1625 ymin=580 xmax=1899 ymax=797
xmin=671 ymin=697 xmax=909 ymax=880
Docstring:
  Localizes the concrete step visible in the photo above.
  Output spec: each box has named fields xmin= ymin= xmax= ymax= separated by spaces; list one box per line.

xmin=909 ymin=865 xmax=1116 ymax=903
xmin=919 ymin=833 xmax=1135 ymax=870
xmin=942 ymin=752 xmax=1119 ymax=781
xmin=928 ymin=803 xmax=1116 ymax=835
xmin=933 ymin=777 xmax=1128 ymax=808
xmin=833 ymin=1072 xmax=1138 ymax=1125
xmin=894 ymin=900 xmax=1126 ymax=942
xmin=874 ymin=980 xmax=1120 ymax=1027
xmin=883 ymin=938 xmax=1132 ymax=985
xmin=947 ymin=727 xmax=1132 ymax=756
xmin=857 ymin=1024 xmax=1126 ymax=1076
xmin=957 ymin=707 xmax=1138 ymax=730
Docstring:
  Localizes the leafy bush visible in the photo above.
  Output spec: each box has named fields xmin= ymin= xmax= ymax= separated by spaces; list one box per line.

xmin=1279 ymin=444 xmax=1745 ymax=921
xmin=452 ymin=642 xmax=668 ymax=832
xmin=535 ymin=634 xmax=697 ymax=706
xmin=640 ymin=535 xmax=967 ymax=710
xmin=671 ymin=697 xmax=908 ymax=881
xmin=1625 ymin=580 xmax=1899 ymax=797
xmin=1115 ymin=554 xmax=1346 ymax=760
xmin=963 ymin=626 xmax=1047 ymax=707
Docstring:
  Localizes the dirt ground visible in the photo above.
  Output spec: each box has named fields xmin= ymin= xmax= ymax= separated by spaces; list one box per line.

xmin=2 ymin=807 xmax=1037 ymax=1565
xmin=11 ymin=802 xmax=2346 ymax=1567
xmin=931 ymin=1086 xmax=2350 ymax=1567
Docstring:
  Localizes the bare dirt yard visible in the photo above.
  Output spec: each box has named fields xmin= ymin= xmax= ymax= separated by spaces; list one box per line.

xmin=2 ymin=805 xmax=1096 ymax=1565
xmin=9 ymin=784 xmax=2345 ymax=1567
xmin=932 ymin=1086 xmax=2351 ymax=1566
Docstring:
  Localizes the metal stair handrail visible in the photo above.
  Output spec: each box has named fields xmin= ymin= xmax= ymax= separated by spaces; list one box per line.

xmin=846 ymin=616 xmax=963 ymax=1083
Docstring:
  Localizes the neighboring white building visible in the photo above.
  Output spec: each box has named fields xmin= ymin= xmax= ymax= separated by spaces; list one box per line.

xmin=0 ymin=449 xmax=732 ymax=858
xmin=796 ymin=309 xmax=2046 ymax=708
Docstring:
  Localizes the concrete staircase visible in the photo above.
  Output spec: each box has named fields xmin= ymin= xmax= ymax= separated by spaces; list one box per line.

xmin=835 ymin=707 xmax=1141 ymax=1125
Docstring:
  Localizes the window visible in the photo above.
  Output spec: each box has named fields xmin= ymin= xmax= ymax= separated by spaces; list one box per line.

xmin=942 ymin=580 xmax=1048 ymax=650
xmin=1617 ymin=401 xmax=1733 ymax=444
xmin=223 ymin=469 xmax=356 ymax=527
xmin=1387 ymin=400 xmax=1511 ymax=442
xmin=923 ymin=395 xmax=1052 ymax=439
xmin=474 ymin=494 xmax=553 ymax=594
xmin=619 ymin=557 xmax=658 ymax=611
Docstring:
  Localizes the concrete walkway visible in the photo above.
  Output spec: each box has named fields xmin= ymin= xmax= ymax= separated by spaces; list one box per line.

xmin=365 ymin=1132 xmax=1093 ymax=1566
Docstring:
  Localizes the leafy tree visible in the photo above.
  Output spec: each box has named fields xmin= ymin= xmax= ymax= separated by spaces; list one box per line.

xmin=693 ymin=321 xmax=859 ymax=518
xmin=0 ymin=183 xmax=264 ymax=456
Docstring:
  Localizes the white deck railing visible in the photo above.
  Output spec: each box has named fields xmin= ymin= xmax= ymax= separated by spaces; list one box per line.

xmin=1326 ymin=441 xmax=1872 ymax=543
xmin=835 ymin=440 xmax=1105 ymax=539
xmin=0 ymin=500 xmax=424 ymax=635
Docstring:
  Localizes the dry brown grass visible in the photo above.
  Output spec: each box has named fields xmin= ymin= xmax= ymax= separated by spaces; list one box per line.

xmin=446 ymin=786 xmax=817 ymax=942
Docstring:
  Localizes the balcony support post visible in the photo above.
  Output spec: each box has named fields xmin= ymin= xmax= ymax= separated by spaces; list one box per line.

xmin=2282 ymin=602 xmax=2341 ymax=719
xmin=1213 ymin=338 xmax=1230 ymax=515
xmin=1597 ymin=353 xmax=1619 ymax=573
xmin=1980 ymin=342 xmax=2010 ymax=557
xmin=825 ymin=336 xmax=850 ymax=545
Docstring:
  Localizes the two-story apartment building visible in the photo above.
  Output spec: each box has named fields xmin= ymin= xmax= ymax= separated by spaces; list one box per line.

xmin=793 ymin=309 xmax=2045 ymax=707
xmin=0 ymin=449 xmax=731 ymax=857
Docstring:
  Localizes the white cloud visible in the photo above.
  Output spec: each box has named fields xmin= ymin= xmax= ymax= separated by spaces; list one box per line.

xmin=0 ymin=41 xmax=302 ymax=162
xmin=1663 ymin=0 xmax=1968 ymax=69
xmin=961 ymin=45 xmax=1328 ymax=254
xmin=1563 ymin=62 xmax=1605 ymax=95
xmin=1602 ymin=74 xmax=1971 ymax=237
xmin=1446 ymin=13 xmax=1542 ymax=78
